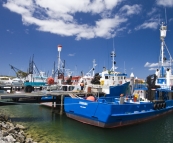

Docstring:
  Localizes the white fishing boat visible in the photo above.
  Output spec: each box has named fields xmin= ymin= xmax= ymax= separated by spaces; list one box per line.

xmin=11 ymin=77 xmax=24 ymax=86
xmin=0 ymin=76 xmax=12 ymax=86
xmin=78 ymin=51 xmax=130 ymax=97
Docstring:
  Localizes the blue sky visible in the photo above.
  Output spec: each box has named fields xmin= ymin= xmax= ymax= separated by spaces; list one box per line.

xmin=0 ymin=0 xmax=173 ymax=79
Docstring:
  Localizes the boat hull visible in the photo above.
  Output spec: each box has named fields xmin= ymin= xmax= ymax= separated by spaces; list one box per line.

xmin=64 ymin=97 xmax=173 ymax=128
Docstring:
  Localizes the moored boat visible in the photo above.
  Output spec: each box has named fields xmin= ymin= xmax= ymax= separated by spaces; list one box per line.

xmin=64 ymin=22 xmax=173 ymax=128
xmin=79 ymin=51 xmax=130 ymax=97
xmin=64 ymin=96 xmax=173 ymax=128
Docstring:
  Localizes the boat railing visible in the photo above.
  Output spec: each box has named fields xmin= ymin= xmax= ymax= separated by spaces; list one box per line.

xmin=134 ymin=83 xmax=147 ymax=90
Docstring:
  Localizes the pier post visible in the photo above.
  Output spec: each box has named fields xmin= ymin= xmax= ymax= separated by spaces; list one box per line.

xmin=60 ymin=94 xmax=64 ymax=115
xmin=10 ymin=87 xmax=12 ymax=93
xmin=51 ymin=96 xmax=56 ymax=112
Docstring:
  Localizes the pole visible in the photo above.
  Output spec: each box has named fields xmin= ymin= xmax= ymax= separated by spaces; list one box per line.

xmin=93 ymin=59 xmax=96 ymax=77
xmin=60 ymin=94 xmax=64 ymax=115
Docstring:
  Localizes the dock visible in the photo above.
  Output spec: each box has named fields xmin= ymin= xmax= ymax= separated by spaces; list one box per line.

xmin=0 ymin=90 xmax=100 ymax=114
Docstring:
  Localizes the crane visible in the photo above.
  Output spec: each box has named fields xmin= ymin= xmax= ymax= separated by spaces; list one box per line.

xmin=9 ymin=64 xmax=29 ymax=79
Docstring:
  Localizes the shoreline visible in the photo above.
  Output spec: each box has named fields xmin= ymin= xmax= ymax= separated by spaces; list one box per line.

xmin=0 ymin=113 xmax=37 ymax=143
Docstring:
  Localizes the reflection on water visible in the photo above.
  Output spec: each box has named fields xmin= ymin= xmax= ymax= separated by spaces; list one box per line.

xmin=0 ymin=104 xmax=173 ymax=143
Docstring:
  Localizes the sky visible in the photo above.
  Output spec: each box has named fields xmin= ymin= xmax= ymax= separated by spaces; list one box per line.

xmin=0 ymin=0 xmax=173 ymax=79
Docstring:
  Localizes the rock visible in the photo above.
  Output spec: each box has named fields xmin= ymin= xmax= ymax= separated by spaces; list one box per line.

xmin=4 ymin=115 xmax=9 ymax=121
xmin=4 ymin=134 xmax=16 ymax=142
xmin=8 ymin=127 xmax=16 ymax=134
xmin=25 ymin=137 xmax=33 ymax=143
xmin=6 ymin=122 xmax=14 ymax=128
xmin=1 ymin=122 xmax=7 ymax=128
xmin=1 ymin=130 xmax=8 ymax=136
xmin=0 ymin=114 xmax=9 ymax=122
xmin=0 ymin=114 xmax=36 ymax=143
xmin=19 ymin=130 xmax=25 ymax=135
xmin=16 ymin=134 xmax=26 ymax=143
xmin=16 ymin=124 xmax=26 ymax=130
xmin=0 ymin=131 xmax=3 ymax=137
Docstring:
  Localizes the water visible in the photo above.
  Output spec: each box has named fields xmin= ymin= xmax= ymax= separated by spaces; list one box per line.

xmin=0 ymin=103 xmax=173 ymax=143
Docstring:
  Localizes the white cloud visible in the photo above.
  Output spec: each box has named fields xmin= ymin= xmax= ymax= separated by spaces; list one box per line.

xmin=6 ymin=29 xmax=14 ymax=34
xmin=120 ymin=4 xmax=142 ymax=16
xmin=3 ymin=0 xmax=142 ymax=40
xmin=24 ymin=29 xmax=29 ymax=34
xmin=169 ymin=18 xmax=173 ymax=22
xmin=145 ymin=61 xmax=172 ymax=69
xmin=135 ymin=20 xmax=158 ymax=30
xmin=68 ymin=53 xmax=75 ymax=56
xmin=150 ymin=63 xmax=159 ymax=67
xmin=144 ymin=62 xmax=150 ymax=67
xmin=156 ymin=0 xmax=173 ymax=7
xmin=149 ymin=68 xmax=157 ymax=71
xmin=94 ymin=15 xmax=127 ymax=38
xmin=3 ymin=0 xmax=34 ymax=16
xmin=128 ymin=29 xmax=132 ymax=34
xmin=144 ymin=62 xmax=159 ymax=67
xmin=147 ymin=8 xmax=157 ymax=16
xmin=162 ymin=62 xmax=173 ymax=66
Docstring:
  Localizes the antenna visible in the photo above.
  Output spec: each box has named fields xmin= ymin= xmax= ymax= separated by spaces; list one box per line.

xmin=165 ymin=8 xmax=167 ymax=24
xmin=75 ymin=65 xmax=77 ymax=76
xmin=113 ymin=37 xmax=115 ymax=51
xmin=124 ymin=61 xmax=126 ymax=73
xmin=159 ymin=14 xmax=161 ymax=25
xmin=92 ymin=59 xmax=96 ymax=77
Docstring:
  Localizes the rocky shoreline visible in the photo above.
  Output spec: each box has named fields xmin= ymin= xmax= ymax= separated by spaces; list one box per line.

xmin=0 ymin=114 xmax=37 ymax=143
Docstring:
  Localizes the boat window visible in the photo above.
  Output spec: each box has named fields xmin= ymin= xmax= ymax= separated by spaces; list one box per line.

xmin=63 ymin=86 xmax=67 ymax=91
xmin=118 ymin=77 xmax=120 ymax=80
xmin=69 ymin=86 xmax=75 ymax=91
xmin=105 ymin=76 xmax=108 ymax=79
xmin=112 ymin=77 xmax=114 ymax=80
xmin=121 ymin=77 xmax=123 ymax=79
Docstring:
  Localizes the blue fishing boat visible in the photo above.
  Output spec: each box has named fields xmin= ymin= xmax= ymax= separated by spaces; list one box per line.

xmin=64 ymin=22 xmax=173 ymax=128
xmin=64 ymin=96 xmax=173 ymax=128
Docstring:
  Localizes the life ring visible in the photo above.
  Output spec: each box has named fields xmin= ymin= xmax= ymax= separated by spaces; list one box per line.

xmin=163 ymin=102 xmax=166 ymax=108
xmin=160 ymin=103 xmax=163 ymax=109
xmin=153 ymin=103 xmax=157 ymax=110
xmin=157 ymin=103 xmax=161 ymax=110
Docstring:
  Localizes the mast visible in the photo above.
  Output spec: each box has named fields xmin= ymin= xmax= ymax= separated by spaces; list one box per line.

xmin=57 ymin=45 xmax=62 ymax=71
xmin=160 ymin=22 xmax=167 ymax=65
xmin=110 ymin=37 xmax=116 ymax=72
xmin=110 ymin=50 xmax=116 ymax=72
xmin=92 ymin=59 xmax=96 ymax=77
xmin=57 ymin=45 xmax=62 ymax=79
xmin=160 ymin=22 xmax=167 ymax=77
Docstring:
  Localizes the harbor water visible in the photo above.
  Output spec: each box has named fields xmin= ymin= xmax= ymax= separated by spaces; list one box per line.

xmin=0 ymin=103 xmax=173 ymax=143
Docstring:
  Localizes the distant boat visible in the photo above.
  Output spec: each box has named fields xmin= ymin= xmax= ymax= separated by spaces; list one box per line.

xmin=0 ymin=76 xmax=12 ymax=86
xmin=64 ymin=22 xmax=173 ymax=128
xmin=11 ymin=78 xmax=23 ymax=86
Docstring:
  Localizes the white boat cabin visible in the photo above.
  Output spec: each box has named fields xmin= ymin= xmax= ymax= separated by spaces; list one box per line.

xmin=100 ymin=70 xmax=127 ymax=86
